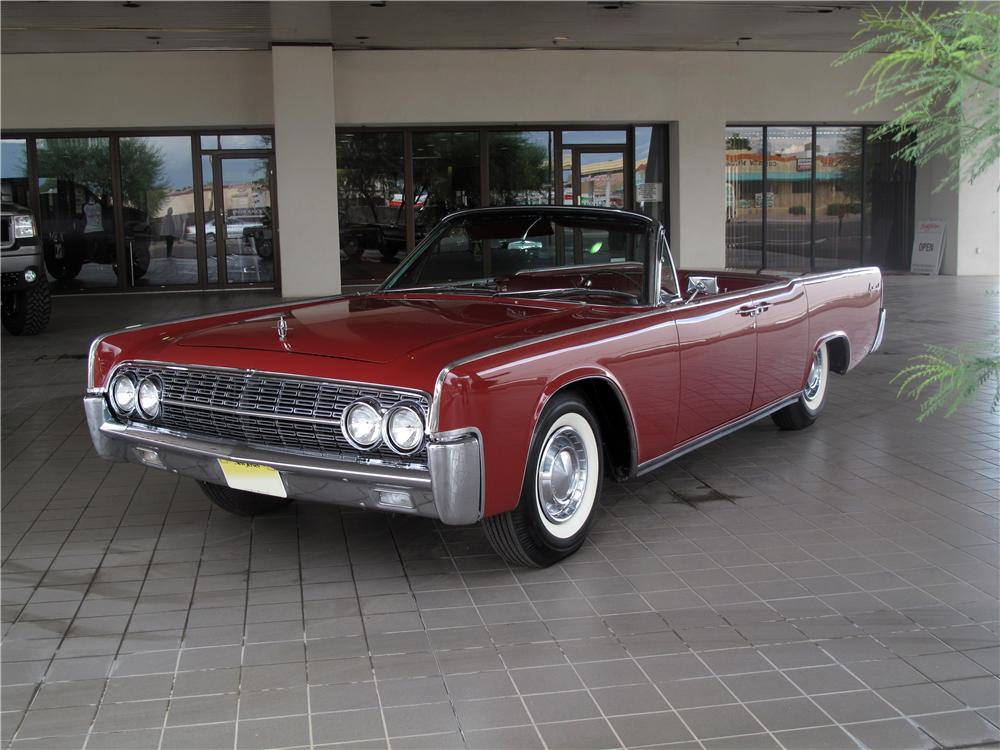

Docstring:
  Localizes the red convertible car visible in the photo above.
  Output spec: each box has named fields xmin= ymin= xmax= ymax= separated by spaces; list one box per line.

xmin=86 ymin=207 xmax=886 ymax=566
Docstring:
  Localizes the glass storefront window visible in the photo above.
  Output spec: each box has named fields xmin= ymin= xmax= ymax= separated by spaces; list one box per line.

xmin=578 ymin=152 xmax=625 ymax=208
xmin=36 ymin=137 xmax=118 ymax=289
xmin=1 ymin=139 xmax=30 ymax=206
xmin=336 ymin=131 xmax=406 ymax=283
xmin=202 ymin=156 xmax=218 ymax=283
xmin=562 ymin=130 xmax=627 ymax=145
xmin=218 ymin=157 xmax=274 ymax=284
xmin=201 ymin=134 xmax=272 ymax=151
xmin=725 ymin=124 xmax=913 ymax=271
xmin=725 ymin=127 xmax=764 ymax=268
xmin=488 ymin=131 xmax=552 ymax=206
xmin=765 ymin=126 xmax=812 ymax=271
xmin=412 ymin=131 xmax=480 ymax=239
xmin=119 ymin=136 xmax=197 ymax=287
xmin=634 ymin=126 xmax=666 ymax=227
xmin=814 ymin=127 xmax=863 ymax=270
xmin=864 ymin=129 xmax=916 ymax=270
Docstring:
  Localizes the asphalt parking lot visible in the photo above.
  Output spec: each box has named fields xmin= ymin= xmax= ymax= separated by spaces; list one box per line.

xmin=2 ymin=275 xmax=998 ymax=750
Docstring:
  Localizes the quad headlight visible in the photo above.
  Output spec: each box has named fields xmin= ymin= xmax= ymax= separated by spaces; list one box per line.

xmin=136 ymin=376 xmax=162 ymax=419
xmin=341 ymin=400 xmax=383 ymax=449
xmin=110 ymin=373 xmax=137 ymax=416
xmin=383 ymin=404 xmax=425 ymax=454
xmin=340 ymin=399 xmax=426 ymax=454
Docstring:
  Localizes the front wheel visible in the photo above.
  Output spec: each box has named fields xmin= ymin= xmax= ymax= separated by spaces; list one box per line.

xmin=772 ymin=342 xmax=829 ymax=430
xmin=198 ymin=481 xmax=292 ymax=516
xmin=483 ymin=392 xmax=603 ymax=567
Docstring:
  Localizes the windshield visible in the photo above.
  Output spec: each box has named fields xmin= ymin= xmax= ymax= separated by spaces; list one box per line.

xmin=380 ymin=209 xmax=655 ymax=305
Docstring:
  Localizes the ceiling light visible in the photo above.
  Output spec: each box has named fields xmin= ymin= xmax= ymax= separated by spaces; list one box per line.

xmin=369 ymin=1 xmax=386 ymax=6
xmin=355 ymin=35 xmax=369 ymax=41
xmin=122 ymin=1 xmax=140 ymax=7
xmin=552 ymin=35 xmax=570 ymax=44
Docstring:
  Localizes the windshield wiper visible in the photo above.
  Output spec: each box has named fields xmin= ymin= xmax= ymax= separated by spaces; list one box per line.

xmin=494 ymin=287 xmax=639 ymax=304
xmin=382 ymin=279 xmax=498 ymax=294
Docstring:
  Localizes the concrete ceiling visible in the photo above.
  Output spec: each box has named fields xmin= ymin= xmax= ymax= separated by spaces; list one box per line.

xmin=1 ymin=1 xmax=923 ymax=55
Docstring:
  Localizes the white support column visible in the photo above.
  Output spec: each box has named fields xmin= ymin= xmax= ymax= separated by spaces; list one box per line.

xmin=670 ymin=116 xmax=727 ymax=271
xmin=271 ymin=45 xmax=341 ymax=298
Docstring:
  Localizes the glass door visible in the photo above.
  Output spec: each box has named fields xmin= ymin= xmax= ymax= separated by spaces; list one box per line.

xmin=563 ymin=146 xmax=628 ymax=209
xmin=210 ymin=155 xmax=276 ymax=286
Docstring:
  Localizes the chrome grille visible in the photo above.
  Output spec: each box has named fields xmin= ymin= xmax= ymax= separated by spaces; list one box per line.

xmin=115 ymin=363 xmax=430 ymax=464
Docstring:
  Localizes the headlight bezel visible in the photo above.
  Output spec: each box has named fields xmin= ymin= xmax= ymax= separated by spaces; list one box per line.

xmin=136 ymin=376 xmax=162 ymax=420
xmin=12 ymin=214 xmax=36 ymax=239
xmin=381 ymin=402 xmax=426 ymax=455
xmin=340 ymin=398 xmax=384 ymax=450
xmin=109 ymin=372 xmax=138 ymax=416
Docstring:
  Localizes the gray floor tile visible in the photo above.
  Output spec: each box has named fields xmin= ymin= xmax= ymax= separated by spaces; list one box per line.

xmin=311 ymin=708 xmax=384 ymax=745
xmin=466 ymin=726 xmax=544 ymax=750
xmin=455 ymin=696 xmax=531 ymax=730
xmin=844 ymin=719 xmax=938 ymax=750
xmin=537 ymin=717 xmax=622 ymax=749
xmin=915 ymin=711 xmax=1000 ymax=748
xmin=2 ymin=278 xmax=998 ymax=750
xmin=161 ymin=722 xmax=236 ymax=750
xmin=746 ymin=697 xmax=835 ymax=732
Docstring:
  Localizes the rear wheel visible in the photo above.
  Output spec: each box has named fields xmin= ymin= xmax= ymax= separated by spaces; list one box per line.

xmin=483 ymin=392 xmax=603 ymax=567
xmin=1 ymin=283 xmax=51 ymax=336
xmin=198 ymin=481 xmax=292 ymax=516
xmin=772 ymin=342 xmax=829 ymax=430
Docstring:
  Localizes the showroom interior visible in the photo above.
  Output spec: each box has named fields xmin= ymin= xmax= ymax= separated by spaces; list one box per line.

xmin=2 ymin=2 xmax=998 ymax=750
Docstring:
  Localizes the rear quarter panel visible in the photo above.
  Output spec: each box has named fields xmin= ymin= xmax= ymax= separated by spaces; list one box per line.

xmin=801 ymin=268 xmax=883 ymax=372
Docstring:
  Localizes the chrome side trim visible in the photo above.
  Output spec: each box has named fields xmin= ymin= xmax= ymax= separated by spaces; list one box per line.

xmin=870 ymin=308 xmax=887 ymax=353
xmin=636 ymin=395 xmax=799 ymax=476
xmin=814 ymin=330 xmax=851 ymax=376
xmin=427 ymin=280 xmax=784 ymax=433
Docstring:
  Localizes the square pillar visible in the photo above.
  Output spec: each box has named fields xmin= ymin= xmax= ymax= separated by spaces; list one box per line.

xmin=272 ymin=45 xmax=341 ymax=297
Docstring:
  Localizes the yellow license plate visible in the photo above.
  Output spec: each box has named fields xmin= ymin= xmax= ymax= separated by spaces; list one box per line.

xmin=218 ymin=458 xmax=287 ymax=498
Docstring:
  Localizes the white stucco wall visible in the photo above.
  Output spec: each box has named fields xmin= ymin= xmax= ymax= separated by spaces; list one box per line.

xmin=0 ymin=51 xmax=274 ymax=129
xmin=2 ymin=48 xmax=994 ymax=293
xmin=271 ymin=46 xmax=341 ymax=298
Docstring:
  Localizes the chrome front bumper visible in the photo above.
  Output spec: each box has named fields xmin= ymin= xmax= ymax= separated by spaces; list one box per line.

xmin=83 ymin=396 xmax=483 ymax=525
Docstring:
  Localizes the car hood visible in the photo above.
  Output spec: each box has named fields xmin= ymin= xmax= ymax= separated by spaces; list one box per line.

xmin=173 ymin=294 xmax=615 ymax=365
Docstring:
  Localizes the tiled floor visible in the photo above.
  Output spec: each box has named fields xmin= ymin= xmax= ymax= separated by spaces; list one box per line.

xmin=2 ymin=276 xmax=998 ymax=750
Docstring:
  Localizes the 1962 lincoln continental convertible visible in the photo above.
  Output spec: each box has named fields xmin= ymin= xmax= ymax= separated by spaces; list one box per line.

xmin=85 ymin=207 xmax=886 ymax=566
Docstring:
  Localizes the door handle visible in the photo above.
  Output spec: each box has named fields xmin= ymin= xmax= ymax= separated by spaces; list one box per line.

xmin=737 ymin=302 xmax=770 ymax=317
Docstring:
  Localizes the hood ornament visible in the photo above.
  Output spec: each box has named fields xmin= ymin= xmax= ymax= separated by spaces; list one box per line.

xmin=276 ymin=313 xmax=289 ymax=342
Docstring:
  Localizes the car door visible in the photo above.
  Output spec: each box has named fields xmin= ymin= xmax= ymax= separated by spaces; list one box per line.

xmin=748 ymin=282 xmax=810 ymax=410
xmin=672 ymin=292 xmax=758 ymax=445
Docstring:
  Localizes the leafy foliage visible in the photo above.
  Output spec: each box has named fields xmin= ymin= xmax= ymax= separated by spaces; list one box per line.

xmin=892 ymin=337 xmax=1000 ymax=420
xmin=834 ymin=2 xmax=1000 ymax=190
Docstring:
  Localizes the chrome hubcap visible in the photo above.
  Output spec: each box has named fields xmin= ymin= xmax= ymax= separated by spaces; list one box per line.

xmin=804 ymin=349 xmax=824 ymax=401
xmin=538 ymin=426 xmax=589 ymax=524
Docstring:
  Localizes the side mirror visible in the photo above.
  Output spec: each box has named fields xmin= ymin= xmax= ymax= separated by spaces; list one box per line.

xmin=686 ymin=275 xmax=719 ymax=297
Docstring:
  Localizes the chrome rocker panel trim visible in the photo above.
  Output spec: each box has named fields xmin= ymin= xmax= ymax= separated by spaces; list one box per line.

xmin=84 ymin=396 xmax=483 ymax=526
xmin=636 ymin=394 xmax=799 ymax=476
